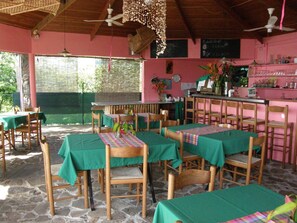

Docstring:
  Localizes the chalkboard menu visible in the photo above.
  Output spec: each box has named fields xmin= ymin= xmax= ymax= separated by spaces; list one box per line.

xmin=150 ymin=39 xmax=188 ymax=58
xmin=201 ymin=39 xmax=240 ymax=58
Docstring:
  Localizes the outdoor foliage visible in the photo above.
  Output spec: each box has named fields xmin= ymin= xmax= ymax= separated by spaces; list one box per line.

xmin=0 ymin=52 xmax=17 ymax=111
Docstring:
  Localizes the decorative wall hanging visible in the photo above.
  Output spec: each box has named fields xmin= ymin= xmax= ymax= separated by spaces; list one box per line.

xmin=0 ymin=0 xmax=60 ymax=15
xmin=123 ymin=0 xmax=166 ymax=57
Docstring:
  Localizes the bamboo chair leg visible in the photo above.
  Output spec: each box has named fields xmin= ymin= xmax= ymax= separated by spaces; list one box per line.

xmin=77 ymin=177 xmax=82 ymax=196
xmin=83 ymin=171 xmax=89 ymax=208
xmin=164 ymin=160 xmax=168 ymax=181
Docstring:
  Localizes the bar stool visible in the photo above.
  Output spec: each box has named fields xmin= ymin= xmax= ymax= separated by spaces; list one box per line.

xmin=184 ymin=97 xmax=195 ymax=124
xmin=223 ymin=101 xmax=239 ymax=129
xmin=240 ymin=103 xmax=265 ymax=133
xmin=265 ymin=105 xmax=294 ymax=168
xmin=208 ymin=99 xmax=222 ymax=125
xmin=194 ymin=98 xmax=208 ymax=124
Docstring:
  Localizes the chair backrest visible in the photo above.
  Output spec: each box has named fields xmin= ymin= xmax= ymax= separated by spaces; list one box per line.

xmin=265 ymin=105 xmax=288 ymax=126
xmin=147 ymin=113 xmax=165 ymax=132
xmin=27 ymin=113 xmax=39 ymax=129
xmin=164 ymin=127 xmax=184 ymax=158
xmin=105 ymin=143 xmax=148 ymax=179
xmin=117 ymin=114 xmax=138 ymax=131
xmin=25 ymin=107 xmax=40 ymax=112
xmin=160 ymin=119 xmax=180 ymax=128
xmin=167 ymin=166 xmax=216 ymax=199
xmin=160 ymin=109 xmax=169 ymax=120
xmin=224 ymin=101 xmax=239 ymax=116
xmin=92 ymin=112 xmax=101 ymax=133
xmin=195 ymin=98 xmax=207 ymax=111
xmin=114 ymin=109 xmax=126 ymax=114
xmin=247 ymin=134 xmax=266 ymax=170
xmin=98 ymin=127 xmax=113 ymax=133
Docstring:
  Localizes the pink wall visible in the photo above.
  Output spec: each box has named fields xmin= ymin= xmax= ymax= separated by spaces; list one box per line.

xmin=0 ymin=24 xmax=31 ymax=53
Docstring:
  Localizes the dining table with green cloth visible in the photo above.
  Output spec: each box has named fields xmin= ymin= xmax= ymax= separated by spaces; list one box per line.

xmin=161 ymin=123 xmax=257 ymax=168
xmin=102 ymin=113 xmax=160 ymax=130
xmin=153 ymin=184 xmax=284 ymax=223
xmin=58 ymin=131 xmax=182 ymax=186
xmin=0 ymin=111 xmax=47 ymax=131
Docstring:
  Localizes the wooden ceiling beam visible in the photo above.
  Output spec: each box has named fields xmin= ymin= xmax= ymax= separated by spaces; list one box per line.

xmin=31 ymin=0 xmax=78 ymax=35
xmin=213 ymin=0 xmax=263 ymax=43
xmin=173 ymin=0 xmax=196 ymax=44
xmin=90 ymin=0 xmax=116 ymax=41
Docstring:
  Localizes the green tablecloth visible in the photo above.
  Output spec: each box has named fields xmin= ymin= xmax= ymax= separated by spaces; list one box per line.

xmin=58 ymin=131 xmax=182 ymax=185
xmin=102 ymin=113 xmax=160 ymax=130
xmin=0 ymin=112 xmax=47 ymax=131
xmin=153 ymin=184 xmax=284 ymax=223
xmin=162 ymin=123 xmax=257 ymax=167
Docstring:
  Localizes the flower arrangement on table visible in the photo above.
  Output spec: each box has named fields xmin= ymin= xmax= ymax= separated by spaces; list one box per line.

xmin=199 ymin=62 xmax=233 ymax=94
xmin=113 ymin=122 xmax=135 ymax=137
xmin=151 ymin=77 xmax=167 ymax=101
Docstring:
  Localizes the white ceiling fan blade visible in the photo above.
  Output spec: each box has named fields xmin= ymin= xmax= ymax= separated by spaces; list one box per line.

xmin=110 ymin=13 xmax=123 ymax=21
xmin=84 ymin=19 xmax=105 ymax=22
xmin=274 ymin=26 xmax=296 ymax=31
xmin=112 ymin=20 xmax=124 ymax=26
xmin=244 ymin=27 xmax=265 ymax=32
xmin=268 ymin=16 xmax=278 ymax=26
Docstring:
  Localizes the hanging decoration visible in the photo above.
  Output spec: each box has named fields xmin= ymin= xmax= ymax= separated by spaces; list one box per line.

xmin=122 ymin=0 xmax=166 ymax=57
xmin=0 ymin=0 xmax=60 ymax=15
xmin=279 ymin=0 xmax=286 ymax=30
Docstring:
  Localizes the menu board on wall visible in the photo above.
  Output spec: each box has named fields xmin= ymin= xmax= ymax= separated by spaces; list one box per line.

xmin=150 ymin=40 xmax=188 ymax=58
xmin=201 ymin=39 xmax=240 ymax=58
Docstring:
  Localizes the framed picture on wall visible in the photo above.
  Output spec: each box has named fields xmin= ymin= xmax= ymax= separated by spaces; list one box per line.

xmin=160 ymin=78 xmax=172 ymax=90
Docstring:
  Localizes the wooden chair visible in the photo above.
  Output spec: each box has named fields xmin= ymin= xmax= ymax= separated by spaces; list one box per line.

xmin=159 ymin=119 xmax=180 ymax=134
xmin=240 ymin=103 xmax=265 ymax=133
xmin=223 ymin=101 xmax=240 ymax=129
xmin=0 ymin=123 xmax=6 ymax=176
xmin=105 ymin=144 xmax=148 ymax=220
xmin=167 ymin=166 xmax=216 ymax=199
xmin=15 ymin=113 xmax=39 ymax=149
xmin=117 ymin=114 xmax=138 ymax=131
xmin=146 ymin=113 xmax=165 ymax=133
xmin=184 ymin=97 xmax=195 ymax=124
xmin=91 ymin=112 xmax=101 ymax=133
xmin=194 ymin=97 xmax=209 ymax=124
xmin=24 ymin=106 xmax=42 ymax=136
xmin=160 ymin=109 xmax=169 ymax=120
xmin=219 ymin=135 xmax=266 ymax=188
xmin=164 ymin=127 xmax=205 ymax=180
xmin=40 ymin=136 xmax=89 ymax=216
xmin=264 ymin=105 xmax=294 ymax=168
xmin=208 ymin=99 xmax=223 ymax=125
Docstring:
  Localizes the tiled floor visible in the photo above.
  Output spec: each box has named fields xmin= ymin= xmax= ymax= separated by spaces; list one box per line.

xmin=0 ymin=125 xmax=296 ymax=223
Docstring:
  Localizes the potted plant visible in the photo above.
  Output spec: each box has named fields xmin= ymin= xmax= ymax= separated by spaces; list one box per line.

xmin=266 ymin=195 xmax=297 ymax=222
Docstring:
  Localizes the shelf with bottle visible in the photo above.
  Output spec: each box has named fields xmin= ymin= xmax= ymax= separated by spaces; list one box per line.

xmin=248 ymin=63 xmax=297 ymax=78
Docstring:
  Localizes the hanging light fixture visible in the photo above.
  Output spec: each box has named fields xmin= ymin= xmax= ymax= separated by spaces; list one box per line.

xmin=59 ymin=0 xmax=71 ymax=57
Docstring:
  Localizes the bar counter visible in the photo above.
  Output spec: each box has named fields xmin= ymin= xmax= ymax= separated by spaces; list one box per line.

xmin=191 ymin=93 xmax=269 ymax=104
xmin=189 ymin=94 xmax=297 ymax=169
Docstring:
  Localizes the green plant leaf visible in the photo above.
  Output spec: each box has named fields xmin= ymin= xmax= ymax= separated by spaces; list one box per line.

xmin=113 ymin=123 xmax=120 ymax=132
xmin=266 ymin=202 xmax=297 ymax=221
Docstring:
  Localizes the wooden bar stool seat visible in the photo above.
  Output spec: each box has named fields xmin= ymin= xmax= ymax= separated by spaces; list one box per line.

xmin=265 ymin=105 xmax=294 ymax=168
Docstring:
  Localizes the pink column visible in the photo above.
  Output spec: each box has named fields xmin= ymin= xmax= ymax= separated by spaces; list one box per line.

xmin=29 ymin=53 xmax=37 ymax=107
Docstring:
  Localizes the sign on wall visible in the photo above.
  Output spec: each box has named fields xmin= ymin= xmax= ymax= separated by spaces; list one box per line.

xmin=201 ymin=39 xmax=240 ymax=58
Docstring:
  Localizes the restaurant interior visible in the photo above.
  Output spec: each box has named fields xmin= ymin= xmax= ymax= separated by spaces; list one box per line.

xmin=0 ymin=0 xmax=297 ymax=222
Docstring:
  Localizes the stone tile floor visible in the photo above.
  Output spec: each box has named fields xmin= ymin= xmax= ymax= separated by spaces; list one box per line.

xmin=0 ymin=125 xmax=296 ymax=223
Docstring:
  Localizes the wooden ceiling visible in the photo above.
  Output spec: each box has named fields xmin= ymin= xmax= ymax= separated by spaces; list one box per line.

xmin=0 ymin=0 xmax=297 ymax=43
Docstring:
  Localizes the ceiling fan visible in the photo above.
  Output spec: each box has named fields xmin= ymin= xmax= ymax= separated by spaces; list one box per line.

xmin=84 ymin=5 xmax=123 ymax=27
xmin=244 ymin=8 xmax=295 ymax=33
